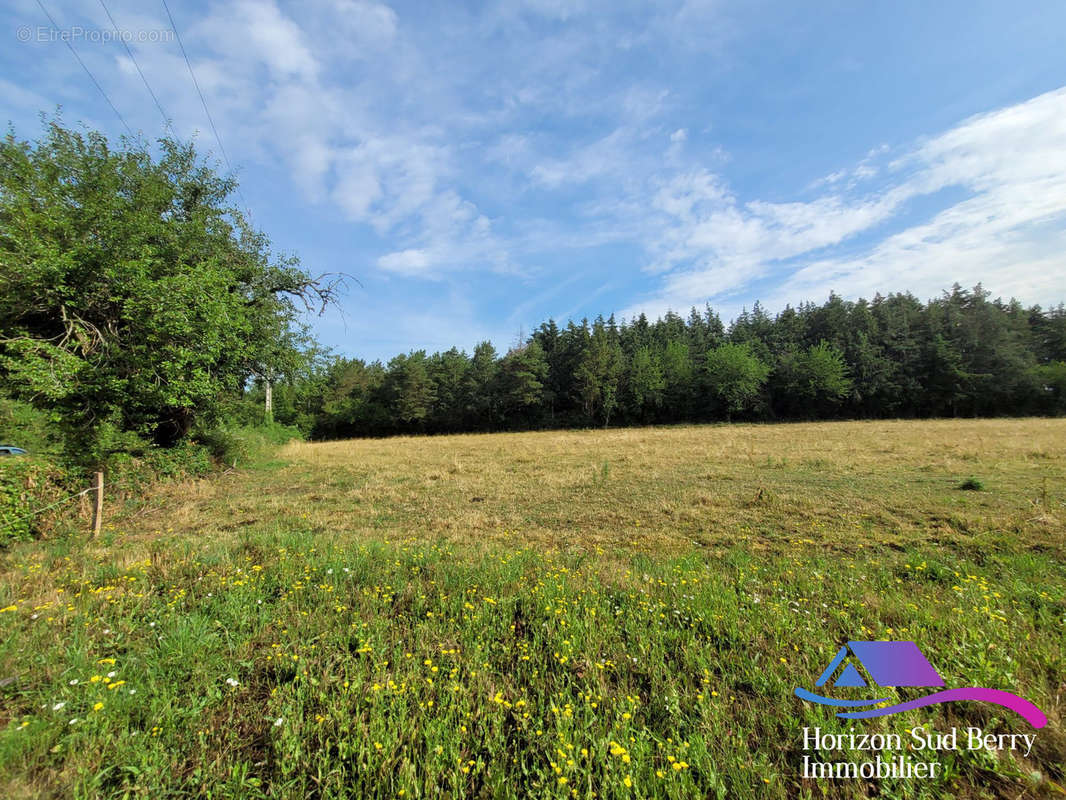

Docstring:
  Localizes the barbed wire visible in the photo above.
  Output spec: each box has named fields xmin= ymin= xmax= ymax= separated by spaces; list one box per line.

xmin=0 ymin=475 xmax=150 ymax=529
xmin=1 ymin=486 xmax=93 ymax=527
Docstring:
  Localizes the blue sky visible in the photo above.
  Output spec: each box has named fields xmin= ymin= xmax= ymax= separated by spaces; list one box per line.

xmin=4 ymin=0 xmax=1066 ymax=361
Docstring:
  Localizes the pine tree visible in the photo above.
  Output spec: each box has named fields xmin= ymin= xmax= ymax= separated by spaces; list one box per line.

xmin=574 ymin=318 xmax=624 ymax=426
xmin=429 ymin=348 xmax=471 ymax=432
xmin=466 ymin=341 xmax=499 ymax=429
xmin=384 ymin=352 xmax=436 ymax=429
xmin=496 ymin=341 xmax=549 ymax=427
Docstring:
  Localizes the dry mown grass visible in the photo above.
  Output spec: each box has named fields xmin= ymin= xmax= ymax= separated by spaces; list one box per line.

xmin=124 ymin=418 xmax=1065 ymax=556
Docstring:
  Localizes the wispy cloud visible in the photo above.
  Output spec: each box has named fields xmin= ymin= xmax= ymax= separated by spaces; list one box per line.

xmin=623 ymin=87 xmax=1066 ymax=320
xmin=6 ymin=0 xmax=1065 ymax=358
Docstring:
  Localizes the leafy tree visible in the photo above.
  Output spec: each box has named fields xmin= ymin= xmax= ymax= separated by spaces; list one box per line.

xmin=704 ymin=342 xmax=770 ymax=421
xmin=625 ymin=345 xmax=664 ymax=422
xmin=0 ymin=119 xmax=341 ymax=465
xmin=314 ymin=358 xmax=387 ymax=438
xmin=774 ymin=342 xmax=851 ymax=418
xmin=245 ymin=335 xmax=331 ymax=434
xmin=660 ymin=339 xmax=694 ymax=421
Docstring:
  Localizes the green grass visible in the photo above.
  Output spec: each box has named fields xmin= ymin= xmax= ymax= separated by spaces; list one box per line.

xmin=0 ymin=419 xmax=1064 ymax=798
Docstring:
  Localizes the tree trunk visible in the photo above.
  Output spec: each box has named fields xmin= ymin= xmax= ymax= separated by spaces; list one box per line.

xmin=264 ymin=379 xmax=274 ymax=424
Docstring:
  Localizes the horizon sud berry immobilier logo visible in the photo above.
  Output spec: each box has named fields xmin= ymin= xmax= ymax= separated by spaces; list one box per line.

xmin=794 ymin=640 xmax=1047 ymax=727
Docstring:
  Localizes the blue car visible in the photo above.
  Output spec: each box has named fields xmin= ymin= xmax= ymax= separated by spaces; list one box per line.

xmin=0 ymin=445 xmax=28 ymax=456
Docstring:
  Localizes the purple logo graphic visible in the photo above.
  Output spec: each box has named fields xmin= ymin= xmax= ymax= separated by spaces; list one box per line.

xmin=794 ymin=641 xmax=1047 ymax=728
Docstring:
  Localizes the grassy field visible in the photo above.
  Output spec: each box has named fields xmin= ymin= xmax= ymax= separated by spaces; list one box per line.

xmin=0 ymin=419 xmax=1063 ymax=798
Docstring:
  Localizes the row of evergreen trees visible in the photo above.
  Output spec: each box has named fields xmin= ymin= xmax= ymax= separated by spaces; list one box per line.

xmin=262 ymin=285 xmax=1066 ymax=438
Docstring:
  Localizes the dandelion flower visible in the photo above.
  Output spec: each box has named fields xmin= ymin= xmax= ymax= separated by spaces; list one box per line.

xmin=92 ymin=702 xmax=104 ymax=711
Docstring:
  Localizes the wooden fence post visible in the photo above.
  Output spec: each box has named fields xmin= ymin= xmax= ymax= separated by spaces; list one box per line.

xmin=91 ymin=471 xmax=104 ymax=539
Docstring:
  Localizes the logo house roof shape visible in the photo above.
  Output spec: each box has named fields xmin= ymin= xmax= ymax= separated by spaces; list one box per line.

xmin=816 ymin=641 xmax=945 ymax=689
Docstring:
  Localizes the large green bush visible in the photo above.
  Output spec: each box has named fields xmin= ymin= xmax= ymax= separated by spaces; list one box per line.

xmin=0 ymin=120 xmax=337 ymax=467
xmin=197 ymin=423 xmax=302 ymax=468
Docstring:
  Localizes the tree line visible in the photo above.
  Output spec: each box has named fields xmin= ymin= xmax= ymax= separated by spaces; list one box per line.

xmin=3 ymin=120 xmax=1065 ymax=470
xmin=263 ymin=286 xmax=1066 ymax=439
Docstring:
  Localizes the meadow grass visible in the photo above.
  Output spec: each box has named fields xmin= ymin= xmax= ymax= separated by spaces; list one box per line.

xmin=0 ymin=419 xmax=1063 ymax=799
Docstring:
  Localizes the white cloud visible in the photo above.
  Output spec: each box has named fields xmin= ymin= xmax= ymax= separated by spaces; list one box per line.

xmin=171 ymin=0 xmax=511 ymax=279
xmin=810 ymin=144 xmax=889 ymax=190
xmin=13 ymin=0 xmax=1063 ymax=347
xmin=197 ymin=0 xmax=319 ymax=82
xmin=331 ymin=155 xmax=382 ymax=219
xmin=530 ymin=127 xmax=644 ymax=188
xmin=377 ymin=248 xmax=432 ymax=275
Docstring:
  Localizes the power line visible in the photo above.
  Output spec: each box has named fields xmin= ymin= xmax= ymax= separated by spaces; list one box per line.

xmin=159 ymin=0 xmax=231 ymax=173
xmin=34 ymin=0 xmax=133 ymax=137
xmin=159 ymin=0 xmax=252 ymax=221
xmin=97 ymin=0 xmax=170 ymax=129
